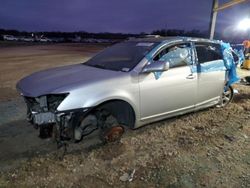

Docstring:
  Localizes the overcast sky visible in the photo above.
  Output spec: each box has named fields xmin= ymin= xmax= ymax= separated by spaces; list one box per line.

xmin=0 ymin=0 xmax=249 ymax=33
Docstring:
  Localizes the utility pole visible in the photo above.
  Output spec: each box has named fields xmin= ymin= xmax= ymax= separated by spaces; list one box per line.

xmin=209 ymin=0 xmax=247 ymax=39
xmin=209 ymin=0 xmax=219 ymax=40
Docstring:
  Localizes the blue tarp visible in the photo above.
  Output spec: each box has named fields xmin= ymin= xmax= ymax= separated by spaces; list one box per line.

xmin=191 ymin=60 xmax=226 ymax=73
xmin=233 ymin=49 xmax=245 ymax=66
xmin=191 ymin=42 xmax=240 ymax=87
xmin=221 ymin=42 xmax=240 ymax=88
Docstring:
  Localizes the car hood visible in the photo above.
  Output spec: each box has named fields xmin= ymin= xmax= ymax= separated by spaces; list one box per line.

xmin=17 ymin=64 xmax=124 ymax=97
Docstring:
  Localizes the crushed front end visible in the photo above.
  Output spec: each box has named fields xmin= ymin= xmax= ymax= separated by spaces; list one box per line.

xmin=23 ymin=94 xmax=91 ymax=147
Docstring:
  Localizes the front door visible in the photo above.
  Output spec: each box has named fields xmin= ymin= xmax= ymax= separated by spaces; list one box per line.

xmin=139 ymin=42 xmax=197 ymax=121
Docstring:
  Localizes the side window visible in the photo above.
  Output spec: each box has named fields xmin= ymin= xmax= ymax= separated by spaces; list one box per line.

xmin=153 ymin=43 xmax=192 ymax=68
xmin=195 ymin=43 xmax=223 ymax=64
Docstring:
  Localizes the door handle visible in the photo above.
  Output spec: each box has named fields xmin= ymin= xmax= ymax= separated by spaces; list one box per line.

xmin=186 ymin=74 xmax=195 ymax=79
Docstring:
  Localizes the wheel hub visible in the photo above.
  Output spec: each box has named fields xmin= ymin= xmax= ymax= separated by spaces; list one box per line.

xmin=221 ymin=86 xmax=233 ymax=106
xmin=104 ymin=126 xmax=124 ymax=142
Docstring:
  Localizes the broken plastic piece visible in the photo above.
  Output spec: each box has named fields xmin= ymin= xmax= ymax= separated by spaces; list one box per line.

xmin=233 ymin=89 xmax=239 ymax=94
xmin=120 ymin=173 xmax=129 ymax=182
xmin=119 ymin=169 xmax=136 ymax=182
xmin=128 ymin=169 xmax=136 ymax=182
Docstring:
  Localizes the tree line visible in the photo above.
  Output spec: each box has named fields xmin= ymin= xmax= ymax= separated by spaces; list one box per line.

xmin=0 ymin=28 xmax=245 ymax=43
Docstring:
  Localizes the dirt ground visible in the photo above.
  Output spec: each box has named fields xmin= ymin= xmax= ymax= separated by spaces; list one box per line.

xmin=0 ymin=42 xmax=250 ymax=187
xmin=0 ymin=42 xmax=106 ymax=102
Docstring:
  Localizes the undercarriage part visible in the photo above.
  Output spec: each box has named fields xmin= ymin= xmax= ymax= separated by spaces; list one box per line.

xmin=96 ymin=100 xmax=135 ymax=128
xmin=73 ymin=109 xmax=113 ymax=142
xmin=74 ymin=114 xmax=98 ymax=141
xmin=39 ymin=124 xmax=53 ymax=139
xmin=54 ymin=113 xmax=74 ymax=141
xmin=59 ymin=101 xmax=131 ymax=143
xmin=52 ymin=119 xmax=70 ymax=158
xmin=73 ymin=106 xmax=126 ymax=143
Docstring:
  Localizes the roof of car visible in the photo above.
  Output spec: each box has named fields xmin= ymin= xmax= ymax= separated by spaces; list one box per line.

xmin=128 ymin=36 xmax=220 ymax=44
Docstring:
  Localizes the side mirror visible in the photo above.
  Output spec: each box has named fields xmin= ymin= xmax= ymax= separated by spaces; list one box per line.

xmin=142 ymin=61 xmax=169 ymax=73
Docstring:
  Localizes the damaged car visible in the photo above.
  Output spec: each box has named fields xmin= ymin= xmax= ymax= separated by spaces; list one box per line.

xmin=16 ymin=37 xmax=239 ymax=148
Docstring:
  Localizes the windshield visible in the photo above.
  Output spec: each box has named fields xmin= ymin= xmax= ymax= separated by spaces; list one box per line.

xmin=84 ymin=41 xmax=159 ymax=72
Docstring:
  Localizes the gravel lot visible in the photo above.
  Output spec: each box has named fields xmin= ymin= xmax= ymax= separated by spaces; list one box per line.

xmin=0 ymin=42 xmax=250 ymax=187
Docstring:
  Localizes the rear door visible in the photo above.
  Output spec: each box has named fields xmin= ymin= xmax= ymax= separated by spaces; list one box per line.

xmin=194 ymin=42 xmax=225 ymax=108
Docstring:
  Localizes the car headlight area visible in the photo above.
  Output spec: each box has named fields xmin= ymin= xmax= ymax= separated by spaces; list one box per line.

xmin=24 ymin=94 xmax=68 ymax=125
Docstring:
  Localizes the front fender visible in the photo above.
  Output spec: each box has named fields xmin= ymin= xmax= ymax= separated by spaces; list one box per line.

xmin=57 ymin=88 xmax=140 ymax=118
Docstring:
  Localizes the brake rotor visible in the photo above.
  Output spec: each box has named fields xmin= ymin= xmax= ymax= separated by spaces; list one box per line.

xmin=104 ymin=125 xmax=124 ymax=142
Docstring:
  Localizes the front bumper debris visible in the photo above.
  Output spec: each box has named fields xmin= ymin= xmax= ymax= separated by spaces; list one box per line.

xmin=23 ymin=94 xmax=91 ymax=140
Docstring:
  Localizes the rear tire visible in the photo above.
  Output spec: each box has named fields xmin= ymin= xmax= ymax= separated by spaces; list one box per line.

xmin=221 ymin=85 xmax=234 ymax=107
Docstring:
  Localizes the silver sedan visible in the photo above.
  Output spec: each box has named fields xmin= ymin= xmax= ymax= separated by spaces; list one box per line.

xmin=16 ymin=37 xmax=235 ymax=146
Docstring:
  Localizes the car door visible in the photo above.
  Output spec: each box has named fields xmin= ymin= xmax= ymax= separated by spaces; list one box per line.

xmin=194 ymin=42 xmax=226 ymax=108
xmin=139 ymin=42 xmax=197 ymax=121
